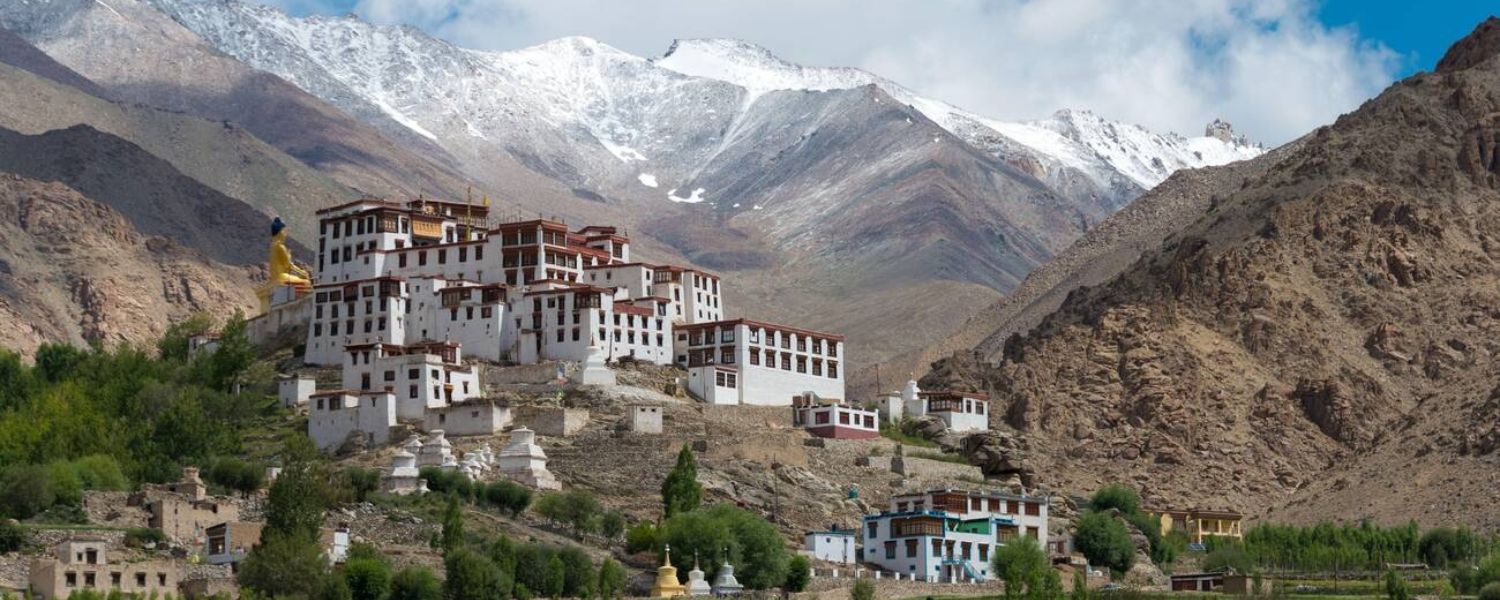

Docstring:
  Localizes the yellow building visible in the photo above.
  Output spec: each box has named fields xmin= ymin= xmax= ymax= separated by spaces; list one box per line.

xmin=1144 ymin=508 xmax=1244 ymax=544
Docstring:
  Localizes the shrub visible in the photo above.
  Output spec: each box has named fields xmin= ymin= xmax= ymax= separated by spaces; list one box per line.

xmin=661 ymin=445 xmax=701 ymax=517
xmin=993 ymin=535 xmax=1049 ymax=600
xmin=343 ymin=467 xmax=381 ymax=503
xmin=389 ymin=567 xmax=442 ymax=600
xmin=1385 ymin=570 xmax=1410 ymax=600
xmin=542 ymin=556 xmax=565 ymax=600
xmin=599 ymin=510 xmax=626 ymax=540
xmin=557 ymin=546 xmax=596 ymax=598
xmin=124 ymin=528 xmax=166 ymax=548
xmin=784 ymin=556 xmax=812 ymax=592
xmin=850 ymin=579 xmax=875 ymax=600
xmin=533 ymin=490 xmax=601 ymax=537
xmin=443 ymin=547 xmax=504 ymax=600
xmin=1074 ymin=512 xmax=1135 ymax=574
xmin=71 ymin=455 xmax=129 ymax=491
xmin=625 ymin=521 xmax=658 ymax=554
xmin=0 ymin=464 xmax=55 ymax=519
xmin=598 ymin=559 xmax=627 ymax=600
xmin=419 ymin=467 xmax=473 ymax=499
xmin=0 ymin=520 xmax=28 ymax=552
xmin=660 ymin=504 xmax=789 ymax=590
xmin=1479 ymin=582 xmax=1500 ymax=600
xmin=482 ymin=481 xmax=532 ymax=517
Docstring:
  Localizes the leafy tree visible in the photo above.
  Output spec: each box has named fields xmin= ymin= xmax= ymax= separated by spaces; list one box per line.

xmin=1204 ymin=545 xmax=1252 ymax=574
xmin=1480 ymin=582 xmax=1500 ymax=600
xmin=542 ymin=556 xmax=565 ymax=600
xmin=1088 ymin=485 xmax=1141 ymax=515
xmin=659 ymin=504 xmax=788 ymax=590
xmin=661 ymin=444 xmax=701 ymax=517
xmin=390 ymin=567 xmax=442 ymax=600
xmin=237 ymin=531 xmax=327 ymax=598
xmin=486 ymin=535 xmax=519 ymax=585
xmin=345 ymin=467 xmax=381 ymax=503
xmin=850 ymin=579 xmax=875 ymax=600
xmin=557 ymin=546 xmax=596 ymax=599
xmin=345 ymin=555 xmax=394 ymax=600
xmin=1035 ymin=568 xmax=1064 ymax=600
xmin=208 ymin=458 xmax=264 ymax=497
xmin=444 ymin=548 xmax=506 ymax=600
xmin=784 ymin=556 xmax=812 ymax=592
xmin=421 ymin=467 xmax=474 ymax=500
xmin=157 ymin=314 xmax=216 ymax=362
xmin=625 ymin=521 xmax=659 ymax=554
xmin=1071 ymin=570 xmax=1089 ymax=600
xmin=315 ymin=572 xmax=354 ymax=600
xmin=1074 ymin=512 xmax=1135 ymax=575
xmin=0 ymin=349 xmax=34 ymax=412
xmin=597 ymin=559 xmax=626 ymax=600
xmin=483 ymin=481 xmax=532 ymax=517
xmin=47 ymin=460 xmax=84 ymax=507
xmin=34 ymin=344 xmax=89 ymax=384
xmin=993 ymin=535 xmax=1050 ymax=600
xmin=265 ymin=450 xmax=327 ymax=540
xmin=442 ymin=495 xmax=466 ymax=553
xmin=0 ymin=464 xmax=55 ymax=519
xmin=0 ymin=520 xmax=28 ymax=552
xmin=1385 ymin=570 xmax=1410 ymax=600
xmin=71 ymin=455 xmax=128 ymax=491
xmin=533 ymin=490 xmax=602 ymax=537
xmin=599 ymin=511 xmax=626 ymax=541
xmin=193 ymin=313 xmax=257 ymax=392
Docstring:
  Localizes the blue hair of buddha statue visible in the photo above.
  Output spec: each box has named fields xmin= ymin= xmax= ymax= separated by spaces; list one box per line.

xmin=271 ymin=217 xmax=286 ymax=236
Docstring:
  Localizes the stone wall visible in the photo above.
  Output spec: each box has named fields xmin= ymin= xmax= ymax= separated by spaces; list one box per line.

xmin=513 ymin=405 xmax=589 ymax=437
xmin=484 ymin=362 xmax=568 ymax=385
xmin=854 ymin=455 xmax=984 ymax=482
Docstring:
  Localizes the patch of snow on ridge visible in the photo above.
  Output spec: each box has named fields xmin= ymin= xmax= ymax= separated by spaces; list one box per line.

xmin=667 ymin=188 xmax=706 ymax=203
xmin=374 ymin=98 xmax=437 ymax=141
xmin=599 ymin=137 xmax=647 ymax=162
xmin=637 ymin=173 xmax=659 ymax=188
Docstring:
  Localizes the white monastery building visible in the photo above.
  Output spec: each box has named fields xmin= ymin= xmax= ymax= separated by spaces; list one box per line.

xmin=288 ymin=195 xmax=847 ymax=451
xmin=862 ymin=488 xmax=1049 ymax=583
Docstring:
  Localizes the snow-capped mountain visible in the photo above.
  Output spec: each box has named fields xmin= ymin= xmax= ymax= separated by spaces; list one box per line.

xmin=657 ymin=38 xmax=1260 ymax=196
xmin=142 ymin=0 xmax=1257 ymax=216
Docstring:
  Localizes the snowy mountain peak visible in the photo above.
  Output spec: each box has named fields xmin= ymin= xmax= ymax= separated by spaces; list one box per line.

xmin=656 ymin=37 xmax=877 ymax=95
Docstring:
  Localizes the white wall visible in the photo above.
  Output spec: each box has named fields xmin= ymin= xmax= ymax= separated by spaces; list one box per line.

xmin=805 ymin=533 xmax=857 ymax=564
xmin=308 ymin=392 xmax=395 ymax=452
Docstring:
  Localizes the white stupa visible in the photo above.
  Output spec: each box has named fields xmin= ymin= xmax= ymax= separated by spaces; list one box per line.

xmin=419 ymin=430 xmax=454 ymax=468
xmin=497 ymin=427 xmax=560 ymax=489
xmin=711 ymin=555 xmax=743 ymax=597
xmin=381 ymin=448 xmax=426 ymax=495
xmin=686 ymin=554 xmax=712 ymax=596
xmin=573 ymin=345 xmax=616 ymax=386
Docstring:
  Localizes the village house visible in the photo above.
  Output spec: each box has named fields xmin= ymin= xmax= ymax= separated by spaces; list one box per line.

xmin=29 ymin=538 xmax=178 ymax=600
xmin=675 ymin=319 xmax=845 ymax=406
xmin=804 ymin=529 xmax=858 ymax=564
xmin=1144 ymin=507 xmax=1245 ymax=545
xmin=204 ymin=521 xmax=264 ymax=566
xmin=877 ymin=381 xmax=989 ymax=432
xmin=861 ymin=488 xmax=1050 ymax=583
xmin=140 ymin=468 xmax=241 ymax=546
xmin=792 ymin=395 xmax=879 ymax=439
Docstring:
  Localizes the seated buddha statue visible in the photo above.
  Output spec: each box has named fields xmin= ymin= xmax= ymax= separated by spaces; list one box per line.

xmin=259 ymin=217 xmax=312 ymax=311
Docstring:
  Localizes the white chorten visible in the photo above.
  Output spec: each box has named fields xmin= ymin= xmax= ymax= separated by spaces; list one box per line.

xmin=381 ymin=448 xmax=426 ymax=495
xmin=497 ymin=427 xmax=560 ymax=490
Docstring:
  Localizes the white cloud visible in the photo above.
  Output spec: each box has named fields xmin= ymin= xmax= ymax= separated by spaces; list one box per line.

xmin=253 ymin=0 xmax=1402 ymax=144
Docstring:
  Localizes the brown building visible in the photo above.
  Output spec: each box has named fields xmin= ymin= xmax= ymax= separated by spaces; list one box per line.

xmin=29 ymin=538 xmax=178 ymax=600
xmin=141 ymin=467 xmax=241 ymax=546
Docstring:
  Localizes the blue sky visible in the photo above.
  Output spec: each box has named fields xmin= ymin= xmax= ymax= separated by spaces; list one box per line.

xmin=1318 ymin=0 xmax=1494 ymax=74
xmin=251 ymin=0 xmax=1496 ymax=144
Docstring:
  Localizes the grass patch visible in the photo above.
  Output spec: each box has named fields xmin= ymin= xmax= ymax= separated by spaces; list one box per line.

xmin=909 ymin=450 xmax=971 ymax=465
xmin=878 ymin=422 xmax=938 ymax=448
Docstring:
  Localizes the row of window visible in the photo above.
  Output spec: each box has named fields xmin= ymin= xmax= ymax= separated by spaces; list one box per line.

xmin=714 ymin=371 xmax=738 ymax=388
xmin=685 ymin=328 xmax=839 ymax=357
xmin=879 ymin=538 xmax=992 ymax=563
xmin=62 ymin=570 xmax=168 ymax=588
xmin=395 ymin=244 xmax=484 ymax=269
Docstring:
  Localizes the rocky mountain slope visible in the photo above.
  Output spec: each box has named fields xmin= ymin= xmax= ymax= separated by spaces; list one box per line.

xmin=0 ymin=173 xmax=257 ymax=357
xmin=0 ymin=60 xmax=358 ymax=243
xmin=921 ymin=19 xmax=1500 ymax=528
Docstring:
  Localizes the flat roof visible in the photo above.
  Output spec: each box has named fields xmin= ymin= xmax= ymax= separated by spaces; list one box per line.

xmin=678 ymin=318 xmax=845 ymax=342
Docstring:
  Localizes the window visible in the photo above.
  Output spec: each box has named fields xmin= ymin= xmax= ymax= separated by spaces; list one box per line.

xmin=812 ymin=360 xmax=822 ymax=376
xmin=828 ymin=361 xmax=839 ymax=378
xmin=721 ymin=328 xmax=735 ymax=343
xmin=885 ymin=541 xmax=897 ymax=559
xmin=482 ymin=306 xmax=493 ymax=318
xmin=780 ymin=354 xmax=791 ymax=370
xmin=797 ymin=337 xmax=806 ymax=352
xmin=721 ymin=347 xmax=735 ymax=364
xmin=384 ymin=370 xmax=395 ymax=382
xmin=906 ymin=539 xmax=919 ymax=558
xmin=750 ymin=328 xmax=761 ymax=343
xmin=438 ymin=249 xmax=447 ymax=264
xmin=749 ymin=349 xmax=760 ymax=366
xmin=419 ymin=251 xmax=428 ymax=266
xmin=1025 ymin=502 xmax=1040 ymax=517
xmin=868 ymin=522 xmax=878 ymax=538
xmin=136 ymin=573 xmax=146 ymax=587
xmin=797 ymin=357 xmax=807 ymax=373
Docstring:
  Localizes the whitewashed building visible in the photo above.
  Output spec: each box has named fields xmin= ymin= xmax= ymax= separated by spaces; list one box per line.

xmin=675 ymin=319 xmax=844 ymax=406
xmin=804 ymin=530 xmax=857 ymax=564
xmin=861 ymin=488 xmax=1049 ymax=583
xmin=307 ymin=390 xmax=396 ymax=452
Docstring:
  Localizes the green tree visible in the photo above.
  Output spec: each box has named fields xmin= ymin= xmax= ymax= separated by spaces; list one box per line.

xmin=237 ymin=531 xmax=327 ymax=598
xmin=34 ymin=344 xmax=89 ymax=384
xmin=345 ymin=555 xmax=394 ymax=600
xmin=0 ymin=520 xmax=28 ymax=552
xmin=994 ymin=535 xmax=1050 ymax=600
xmin=659 ymin=504 xmax=789 ymax=590
xmin=0 ymin=349 xmax=34 ymax=412
xmin=316 ymin=573 xmax=354 ymax=600
xmin=157 ymin=314 xmax=216 ymax=362
xmin=1386 ymin=570 xmax=1410 ymax=600
xmin=0 ymin=464 xmax=55 ymax=519
xmin=597 ymin=559 xmax=626 ymax=600
xmin=1479 ymin=583 xmax=1500 ymax=600
xmin=390 ymin=567 xmax=443 ymax=600
xmin=1071 ymin=570 xmax=1089 ymax=600
xmin=442 ymin=495 xmax=466 ymax=553
xmin=264 ymin=447 xmax=327 ymax=540
xmin=784 ymin=556 xmax=812 ymax=592
xmin=1088 ymin=485 xmax=1141 ymax=515
xmin=625 ymin=521 xmax=658 ymax=554
xmin=661 ymin=444 xmax=701 ymax=517
xmin=599 ymin=511 xmax=626 ymax=541
xmin=557 ymin=547 xmax=595 ymax=599
xmin=1074 ymin=512 xmax=1135 ymax=575
xmin=850 ymin=579 xmax=875 ymax=600
xmin=46 ymin=460 xmax=83 ymax=507
xmin=71 ymin=455 xmax=128 ymax=491
xmin=1035 ymin=568 xmax=1064 ymax=600
xmin=542 ymin=556 xmax=565 ymax=600
xmin=483 ymin=481 xmax=531 ymax=517
xmin=444 ymin=548 xmax=505 ymax=600
xmin=344 ymin=467 xmax=381 ymax=503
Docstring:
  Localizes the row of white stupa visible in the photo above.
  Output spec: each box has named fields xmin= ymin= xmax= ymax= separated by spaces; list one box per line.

xmin=382 ymin=427 xmax=561 ymax=494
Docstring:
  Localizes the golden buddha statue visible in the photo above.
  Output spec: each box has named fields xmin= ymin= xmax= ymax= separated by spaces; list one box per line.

xmin=258 ymin=217 xmax=312 ymax=312
xmin=650 ymin=544 xmax=688 ymax=598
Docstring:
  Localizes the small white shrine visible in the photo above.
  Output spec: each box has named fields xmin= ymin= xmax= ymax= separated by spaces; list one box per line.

xmin=686 ymin=555 xmax=712 ymax=596
xmin=497 ymin=427 xmax=561 ymax=490
xmin=381 ymin=447 xmax=427 ymax=495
